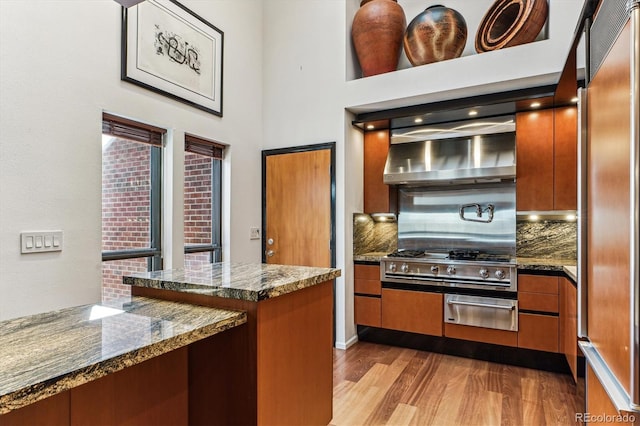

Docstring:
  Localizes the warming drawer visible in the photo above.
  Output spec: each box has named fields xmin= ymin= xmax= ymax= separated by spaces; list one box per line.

xmin=444 ymin=294 xmax=518 ymax=331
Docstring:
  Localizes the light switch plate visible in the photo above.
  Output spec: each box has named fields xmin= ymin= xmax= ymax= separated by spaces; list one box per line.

xmin=21 ymin=231 xmax=63 ymax=253
xmin=250 ymin=227 xmax=261 ymax=240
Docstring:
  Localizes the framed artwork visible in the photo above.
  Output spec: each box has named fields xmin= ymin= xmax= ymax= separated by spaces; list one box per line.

xmin=122 ymin=0 xmax=223 ymax=116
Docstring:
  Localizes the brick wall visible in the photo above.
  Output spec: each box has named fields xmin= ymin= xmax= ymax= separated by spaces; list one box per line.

xmin=184 ymin=151 xmax=213 ymax=269
xmin=102 ymin=137 xmax=151 ymax=302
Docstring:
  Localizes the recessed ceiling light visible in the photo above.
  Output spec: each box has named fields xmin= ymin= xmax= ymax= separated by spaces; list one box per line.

xmin=530 ymin=102 xmax=541 ymax=108
xmin=570 ymin=97 xmax=579 ymax=103
xmin=366 ymin=124 xmax=374 ymax=130
xmin=468 ymin=110 xmax=478 ymax=116
xmin=414 ymin=118 xmax=423 ymax=123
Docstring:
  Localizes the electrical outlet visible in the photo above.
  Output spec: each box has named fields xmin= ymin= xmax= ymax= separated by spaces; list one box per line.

xmin=250 ymin=227 xmax=261 ymax=240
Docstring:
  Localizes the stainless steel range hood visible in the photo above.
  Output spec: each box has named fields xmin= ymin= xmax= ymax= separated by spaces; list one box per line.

xmin=384 ymin=116 xmax=516 ymax=185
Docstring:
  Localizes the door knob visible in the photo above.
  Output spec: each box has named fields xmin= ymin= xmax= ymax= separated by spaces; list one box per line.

xmin=266 ymin=250 xmax=275 ymax=257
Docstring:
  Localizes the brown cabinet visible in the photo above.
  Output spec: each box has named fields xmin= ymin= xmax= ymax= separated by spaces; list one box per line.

xmin=517 ymin=274 xmax=559 ymax=352
xmin=516 ymin=106 xmax=577 ymax=211
xmin=354 ymin=264 xmax=381 ymax=327
xmin=518 ymin=313 xmax=559 ymax=352
xmin=381 ymin=289 xmax=443 ymax=336
xmin=560 ymin=276 xmax=578 ymax=381
xmin=363 ymin=130 xmax=395 ymax=213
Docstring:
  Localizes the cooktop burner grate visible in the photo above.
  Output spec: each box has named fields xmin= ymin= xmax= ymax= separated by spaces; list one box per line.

xmin=386 ymin=249 xmax=513 ymax=263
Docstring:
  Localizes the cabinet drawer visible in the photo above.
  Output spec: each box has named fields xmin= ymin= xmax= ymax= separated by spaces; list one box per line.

xmin=518 ymin=275 xmax=558 ymax=294
xmin=355 ymin=295 xmax=381 ymax=327
xmin=381 ymin=289 xmax=442 ymax=336
xmin=354 ymin=278 xmax=381 ymax=295
xmin=518 ymin=313 xmax=559 ymax=352
xmin=354 ymin=264 xmax=380 ymax=280
xmin=519 ymin=292 xmax=559 ymax=313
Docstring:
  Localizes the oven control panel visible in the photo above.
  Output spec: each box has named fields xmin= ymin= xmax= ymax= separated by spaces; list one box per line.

xmin=381 ymin=259 xmax=516 ymax=292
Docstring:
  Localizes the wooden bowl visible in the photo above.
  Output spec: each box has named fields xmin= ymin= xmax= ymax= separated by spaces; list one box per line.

xmin=475 ymin=0 xmax=548 ymax=53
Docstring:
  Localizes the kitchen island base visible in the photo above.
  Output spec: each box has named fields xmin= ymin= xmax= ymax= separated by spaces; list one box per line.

xmin=133 ymin=279 xmax=334 ymax=426
xmin=1 ymin=348 xmax=189 ymax=426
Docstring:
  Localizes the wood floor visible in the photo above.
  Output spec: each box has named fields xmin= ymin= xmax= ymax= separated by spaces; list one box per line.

xmin=331 ymin=341 xmax=584 ymax=426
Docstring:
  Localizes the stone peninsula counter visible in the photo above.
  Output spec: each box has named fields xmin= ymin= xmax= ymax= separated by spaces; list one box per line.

xmin=0 ymin=297 xmax=246 ymax=423
xmin=125 ymin=262 xmax=341 ymax=426
xmin=123 ymin=262 xmax=341 ymax=301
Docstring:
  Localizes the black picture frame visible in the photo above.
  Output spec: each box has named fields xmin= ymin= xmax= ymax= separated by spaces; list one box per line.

xmin=121 ymin=0 xmax=223 ymax=116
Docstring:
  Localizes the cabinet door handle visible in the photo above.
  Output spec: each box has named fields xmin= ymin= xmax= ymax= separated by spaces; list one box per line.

xmin=447 ymin=300 xmax=514 ymax=310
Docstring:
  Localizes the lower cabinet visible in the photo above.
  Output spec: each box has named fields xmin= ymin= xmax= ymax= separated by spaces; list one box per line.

xmin=560 ymin=276 xmax=579 ymax=381
xmin=517 ymin=274 xmax=560 ymax=353
xmin=518 ymin=313 xmax=559 ymax=352
xmin=354 ymin=295 xmax=381 ymax=327
xmin=381 ymin=289 xmax=443 ymax=336
xmin=354 ymin=264 xmax=382 ymax=327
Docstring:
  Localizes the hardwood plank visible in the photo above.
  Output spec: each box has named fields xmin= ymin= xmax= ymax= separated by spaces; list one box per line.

xmin=331 ymin=342 xmax=584 ymax=426
xmin=430 ymin=366 xmax=470 ymax=425
xmin=457 ymin=389 xmax=503 ymax=426
xmin=386 ymin=404 xmax=417 ymax=426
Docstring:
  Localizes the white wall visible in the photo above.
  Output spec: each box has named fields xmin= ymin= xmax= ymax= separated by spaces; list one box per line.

xmin=0 ymin=0 xmax=264 ymax=320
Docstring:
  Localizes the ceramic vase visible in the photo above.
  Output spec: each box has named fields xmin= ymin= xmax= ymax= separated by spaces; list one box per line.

xmin=403 ymin=5 xmax=467 ymax=66
xmin=352 ymin=0 xmax=406 ymax=77
xmin=475 ymin=0 xmax=548 ymax=52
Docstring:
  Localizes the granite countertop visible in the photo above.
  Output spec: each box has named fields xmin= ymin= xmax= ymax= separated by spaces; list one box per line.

xmin=0 ymin=297 xmax=246 ymax=415
xmin=563 ymin=265 xmax=577 ymax=282
xmin=516 ymin=257 xmax=577 ymax=272
xmin=353 ymin=252 xmax=390 ymax=263
xmin=123 ymin=262 xmax=342 ymax=302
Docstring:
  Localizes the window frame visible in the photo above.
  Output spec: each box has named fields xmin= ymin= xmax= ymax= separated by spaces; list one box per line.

xmin=183 ymin=133 xmax=224 ymax=264
xmin=101 ymin=113 xmax=164 ymax=271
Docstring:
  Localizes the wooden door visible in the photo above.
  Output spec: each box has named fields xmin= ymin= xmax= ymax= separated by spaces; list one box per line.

xmin=263 ymin=145 xmax=333 ymax=268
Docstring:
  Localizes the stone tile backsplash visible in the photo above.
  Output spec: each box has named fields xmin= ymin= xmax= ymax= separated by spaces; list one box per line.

xmin=353 ymin=213 xmax=397 ymax=255
xmin=516 ymin=220 xmax=577 ymax=260
xmin=353 ymin=213 xmax=576 ymax=260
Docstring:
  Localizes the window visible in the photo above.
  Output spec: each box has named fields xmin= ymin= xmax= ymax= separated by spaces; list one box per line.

xmin=101 ymin=113 xmax=165 ymax=302
xmin=184 ymin=133 xmax=224 ymax=267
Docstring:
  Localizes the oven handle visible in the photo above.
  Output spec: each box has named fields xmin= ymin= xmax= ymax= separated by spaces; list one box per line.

xmin=446 ymin=299 xmax=515 ymax=310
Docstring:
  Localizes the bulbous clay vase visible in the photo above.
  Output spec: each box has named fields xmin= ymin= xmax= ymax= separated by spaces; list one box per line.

xmin=475 ymin=0 xmax=548 ymax=52
xmin=403 ymin=5 xmax=467 ymax=66
xmin=352 ymin=0 xmax=406 ymax=77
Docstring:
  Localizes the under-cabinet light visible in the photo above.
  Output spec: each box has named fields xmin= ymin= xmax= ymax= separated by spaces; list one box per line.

xmin=371 ymin=213 xmax=397 ymax=222
xmin=468 ymin=110 xmax=478 ymax=116
xmin=414 ymin=118 xmax=423 ymax=123
xmin=366 ymin=124 xmax=375 ymax=130
xmin=571 ymin=97 xmax=579 ymax=103
xmin=530 ymin=102 xmax=541 ymax=108
xmin=529 ymin=214 xmax=540 ymax=221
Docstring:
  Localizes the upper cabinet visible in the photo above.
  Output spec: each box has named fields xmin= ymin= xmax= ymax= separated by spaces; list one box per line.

xmin=363 ymin=130 xmax=395 ymax=213
xmin=553 ymin=106 xmax=578 ymax=210
xmin=516 ymin=106 xmax=578 ymax=211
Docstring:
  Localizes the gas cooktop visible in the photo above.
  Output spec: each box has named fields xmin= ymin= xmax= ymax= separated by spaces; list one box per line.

xmin=385 ymin=249 xmax=514 ymax=263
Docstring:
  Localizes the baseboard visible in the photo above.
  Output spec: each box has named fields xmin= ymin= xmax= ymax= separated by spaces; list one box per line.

xmin=334 ymin=334 xmax=358 ymax=350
